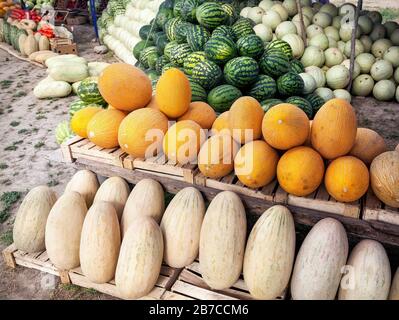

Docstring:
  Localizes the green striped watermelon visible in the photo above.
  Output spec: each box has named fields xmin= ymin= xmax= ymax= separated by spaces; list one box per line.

xmin=237 ymin=34 xmax=264 ymax=59
xmin=181 ymin=0 xmax=200 ymax=22
xmin=162 ymin=63 xmax=183 ymax=74
xmin=260 ymin=98 xmax=283 ymax=112
xmin=175 ymin=22 xmax=193 ymax=43
xmin=133 ymin=40 xmax=154 ymax=60
xmin=212 ymin=25 xmax=236 ymax=41
xmin=285 ymin=96 xmax=313 ymax=119
xmin=207 ymin=84 xmax=242 ymax=112
xmin=169 ymin=43 xmax=193 ymax=65
xmin=156 ymin=8 xmax=174 ymax=29
xmin=189 ymin=80 xmax=208 ymax=102
xmin=173 ymin=0 xmax=184 ymax=17
xmin=165 ymin=17 xmax=184 ymax=41
xmin=69 ymin=99 xmax=104 ymax=117
xmin=224 ymin=56 xmax=259 ymax=88
xmin=139 ymin=46 xmax=159 ymax=69
xmin=77 ymin=77 xmax=106 ymax=105
xmin=156 ymin=56 xmax=169 ymax=74
xmin=204 ymin=35 xmax=237 ymax=64
xmin=139 ymin=25 xmax=153 ymax=41
xmin=164 ymin=41 xmax=179 ymax=60
xmin=259 ymin=51 xmax=290 ymax=78
xmin=192 ymin=59 xmax=223 ymax=90
xmin=196 ymin=2 xmax=228 ymax=29
xmin=289 ymin=59 xmax=305 ymax=74
xmin=248 ymin=75 xmax=277 ymax=101
xmin=277 ymin=72 xmax=305 ymax=96
xmin=221 ymin=3 xmax=238 ymax=25
xmin=232 ymin=18 xmax=255 ymax=39
xmin=186 ymin=24 xmax=211 ymax=51
xmin=265 ymin=40 xmax=293 ymax=60
xmin=183 ymin=51 xmax=207 ymax=75
xmin=305 ymin=93 xmax=325 ymax=115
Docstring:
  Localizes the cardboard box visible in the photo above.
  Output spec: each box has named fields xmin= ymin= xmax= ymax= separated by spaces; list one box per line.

xmin=53 ymin=43 xmax=78 ymax=55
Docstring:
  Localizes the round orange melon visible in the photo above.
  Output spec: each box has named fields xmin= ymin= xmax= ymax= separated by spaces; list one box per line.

xmin=262 ymin=103 xmax=310 ymax=150
xmin=98 ymin=63 xmax=152 ymax=112
xmin=118 ymin=108 xmax=169 ymax=158
xmin=163 ymin=120 xmax=204 ymax=164
xmin=311 ymin=98 xmax=357 ymax=160
xmin=146 ymin=96 xmax=160 ymax=110
xmin=229 ymin=96 xmax=264 ymax=144
xmin=108 ymin=105 xmax=129 ymax=115
xmin=198 ymin=133 xmax=240 ymax=179
xmin=70 ymin=106 xmax=103 ymax=138
xmin=211 ymin=111 xmax=230 ymax=135
xmin=156 ymin=68 xmax=191 ymax=118
xmin=349 ymin=128 xmax=387 ymax=166
xmin=325 ymin=156 xmax=369 ymax=202
xmin=277 ymin=146 xmax=325 ymax=196
xmin=370 ymin=151 xmax=399 ymax=208
xmin=86 ymin=109 xmax=126 ymax=148
xmin=178 ymin=102 xmax=217 ymax=129
xmin=234 ymin=140 xmax=279 ymax=189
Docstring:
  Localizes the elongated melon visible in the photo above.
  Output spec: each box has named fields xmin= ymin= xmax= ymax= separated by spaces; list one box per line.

xmin=199 ymin=191 xmax=247 ymax=290
xmin=121 ymin=179 xmax=164 ymax=236
xmin=390 ymin=268 xmax=399 ymax=300
xmin=93 ymin=177 xmax=130 ymax=220
xmin=338 ymin=239 xmax=391 ymax=300
xmin=160 ymin=187 xmax=205 ymax=268
xmin=115 ymin=217 xmax=164 ymax=299
xmin=291 ymin=218 xmax=349 ymax=300
xmin=45 ymin=192 xmax=87 ymax=270
xmin=243 ymin=205 xmax=296 ymax=300
xmin=64 ymin=170 xmax=99 ymax=208
xmin=79 ymin=201 xmax=121 ymax=284
xmin=13 ymin=186 xmax=57 ymax=253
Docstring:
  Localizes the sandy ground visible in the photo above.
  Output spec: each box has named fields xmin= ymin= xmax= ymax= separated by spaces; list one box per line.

xmin=0 ymin=19 xmax=398 ymax=299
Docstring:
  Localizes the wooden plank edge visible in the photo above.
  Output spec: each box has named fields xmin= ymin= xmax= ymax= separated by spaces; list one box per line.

xmin=2 ymin=244 xmax=17 ymax=268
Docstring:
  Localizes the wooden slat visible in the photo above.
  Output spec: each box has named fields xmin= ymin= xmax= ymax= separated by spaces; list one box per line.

xmin=161 ymin=291 xmax=194 ymax=300
xmin=172 ymin=280 xmax=238 ymax=300
xmin=2 ymin=244 xmax=17 ymax=268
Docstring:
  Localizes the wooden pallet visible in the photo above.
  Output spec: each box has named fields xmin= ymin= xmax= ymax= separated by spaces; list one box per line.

xmin=362 ymin=189 xmax=399 ymax=235
xmin=2 ymin=244 xmax=181 ymax=300
xmin=170 ymin=260 xmax=286 ymax=300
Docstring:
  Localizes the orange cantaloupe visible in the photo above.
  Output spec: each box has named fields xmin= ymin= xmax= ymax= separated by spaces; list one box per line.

xmin=262 ymin=103 xmax=309 ymax=150
xmin=163 ymin=120 xmax=204 ymax=164
xmin=211 ymin=111 xmax=230 ymax=135
xmin=178 ymin=102 xmax=217 ymax=129
xmin=98 ymin=63 xmax=152 ymax=112
xmin=146 ymin=96 xmax=160 ymax=110
xmin=349 ymin=128 xmax=387 ymax=166
xmin=325 ymin=156 xmax=369 ymax=202
xmin=234 ymin=140 xmax=279 ymax=189
xmin=118 ymin=108 xmax=169 ymax=158
xmin=70 ymin=106 xmax=103 ymax=138
xmin=156 ymin=68 xmax=191 ymax=118
xmin=229 ymin=96 xmax=264 ymax=144
xmin=311 ymin=98 xmax=357 ymax=160
xmin=277 ymin=146 xmax=325 ymax=196
xmin=198 ymin=133 xmax=240 ymax=179
xmin=87 ymin=109 xmax=126 ymax=148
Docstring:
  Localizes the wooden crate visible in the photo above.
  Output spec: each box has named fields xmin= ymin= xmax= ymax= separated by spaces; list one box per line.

xmin=362 ymin=189 xmax=399 ymax=234
xmin=2 ymin=244 xmax=181 ymax=300
xmin=61 ymin=137 xmax=127 ymax=167
xmin=169 ymin=260 xmax=286 ymax=300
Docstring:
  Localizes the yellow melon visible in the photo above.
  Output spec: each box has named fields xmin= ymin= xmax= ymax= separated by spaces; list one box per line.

xmin=325 ymin=156 xmax=369 ymax=202
xmin=178 ymin=102 xmax=217 ymax=129
xmin=211 ymin=111 xmax=230 ymax=135
xmin=349 ymin=128 xmax=387 ymax=166
xmin=70 ymin=106 xmax=102 ymax=138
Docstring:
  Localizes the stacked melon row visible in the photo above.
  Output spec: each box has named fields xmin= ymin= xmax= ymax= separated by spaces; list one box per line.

xmin=67 ymin=62 xmax=399 ymax=210
xmin=12 ymin=170 xmax=399 ymax=300
xmin=242 ymin=0 xmax=399 ymax=102
xmin=98 ymin=0 xmax=163 ymax=64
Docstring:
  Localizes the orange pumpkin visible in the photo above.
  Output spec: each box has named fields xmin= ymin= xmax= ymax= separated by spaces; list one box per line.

xmin=325 ymin=156 xmax=369 ymax=202
xmin=262 ymin=103 xmax=309 ymax=150
xmin=349 ymin=128 xmax=387 ymax=166
xmin=311 ymin=98 xmax=357 ymax=160
xmin=156 ymin=68 xmax=191 ymax=118
xmin=229 ymin=96 xmax=264 ymax=144
xmin=277 ymin=146 xmax=325 ymax=196
xmin=178 ymin=102 xmax=217 ymax=129
xmin=198 ymin=133 xmax=240 ymax=179
xmin=146 ymin=96 xmax=160 ymax=110
xmin=211 ymin=111 xmax=230 ymax=135
xmin=86 ymin=109 xmax=126 ymax=148
xmin=163 ymin=120 xmax=204 ymax=164
xmin=370 ymin=151 xmax=399 ymax=208
xmin=118 ymin=108 xmax=169 ymax=158
xmin=70 ymin=106 xmax=103 ymax=138
xmin=98 ymin=63 xmax=152 ymax=112
xmin=234 ymin=140 xmax=279 ymax=188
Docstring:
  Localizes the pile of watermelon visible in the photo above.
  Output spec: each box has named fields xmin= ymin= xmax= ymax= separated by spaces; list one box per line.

xmin=133 ymin=0 xmax=322 ymax=119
